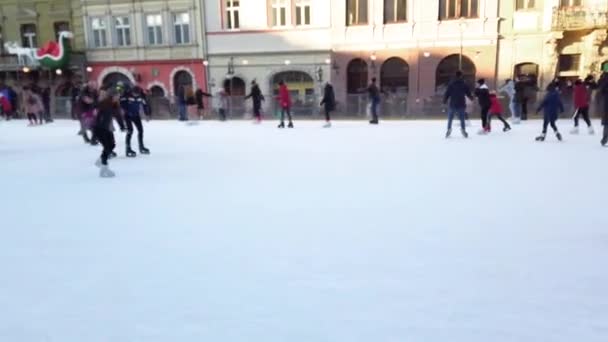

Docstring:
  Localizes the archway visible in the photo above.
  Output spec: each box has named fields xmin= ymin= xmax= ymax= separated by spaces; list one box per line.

xmin=435 ymin=54 xmax=476 ymax=92
xmin=514 ymin=62 xmax=539 ymax=85
xmin=173 ymin=70 xmax=193 ymax=97
xmin=380 ymin=57 xmax=409 ymax=92
xmin=223 ymin=77 xmax=246 ymax=96
xmin=102 ymin=72 xmax=132 ymax=88
xmin=149 ymin=85 xmax=165 ymax=97
xmin=347 ymin=58 xmax=368 ymax=94
xmin=271 ymin=71 xmax=315 ymax=115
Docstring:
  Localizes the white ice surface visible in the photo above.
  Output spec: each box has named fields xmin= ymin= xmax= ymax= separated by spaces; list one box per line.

xmin=1 ymin=119 xmax=607 ymax=342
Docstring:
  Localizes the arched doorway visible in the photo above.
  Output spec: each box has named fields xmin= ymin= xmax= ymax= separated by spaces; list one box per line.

xmin=435 ymin=54 xmax=476 ymax=92
xmin=380 ymin=57 xmax=410 ymax=116
xmin=102 ymin=72 xmax=132 ymax=89
xmin=149 ymin=85 xmax=165 ymax=98
xmin=271 ymin=71 xmax=315 ymax=115
xmin=148 ymin=85 xmax=170 ymax=118
xmin=223 ymin=77 xmax=246 ymax=96
xmin=173 ymin=70 xmax=193 ymax=97
xmin=347 ymin=58 xmax=368 ymax=94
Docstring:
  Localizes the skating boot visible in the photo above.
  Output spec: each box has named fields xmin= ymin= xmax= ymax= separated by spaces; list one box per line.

xmin=461 ymin=129 xmax=469 ymax=138
xmin=556 ymin=132 xmax=563 ymax=141
xmin=90 ymin=139 xmax=99 ymax=146
xmin=99 ymin=165 xmax=116 ymax=178
xmin=323 ymin=121 xmax=332 ymax=128
xmin=139 ymin=146 xmax=150 ymax=155
xmin=588 ymin=126 xmax=595 ymax=135
xmin=477 ymin=128 xmax=488 ymax=135
xmin=570 ymin=127 xmax=579 ymax=135
xmin=278 ymin=122 xmax=285 ymax=128
xmin=369 ymin=119 xmax=379 ymax=125
xmin=288 ymin=122 xmax=294 ymax=128
xmin=109 ymin=151 xmax=117 ymax=159
xmin=126 ymin=147 xmax=137 ymax=157
xmin=95 ymin=158 xmax=102 ymax=168
xmin=535 ymin=133 xmax=546 ymax=142
xmin=503 ymin=125 xmax=512 ymax=132
xmin=445 ymin=129 xmax=452 ymax=139
xmin=601 ymin=137 xmax=608 ymax=146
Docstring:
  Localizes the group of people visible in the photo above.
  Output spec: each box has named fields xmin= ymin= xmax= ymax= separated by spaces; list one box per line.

xmin=72 ymin=80 xmax=151 ymax=177
xmin=0 ymin=82 xmax=52 ymax=125
xmin=442 ymin=70 xmax=608 ymax=145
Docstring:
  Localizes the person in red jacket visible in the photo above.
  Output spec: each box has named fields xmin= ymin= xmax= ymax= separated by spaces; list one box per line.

xmin=571 ymin=79 xmax=594 ymax=135
xmin=488 ymin=91 xmax=511 ymax=132
xmin=0 ymin=94 xmax=11 ymax=119
xmin=277 ymin=80 xmax=293 ymax=128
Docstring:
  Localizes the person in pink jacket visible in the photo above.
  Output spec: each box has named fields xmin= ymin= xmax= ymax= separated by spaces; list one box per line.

xmin=22 ymin=86 xmax=44 ymax=126
xmin=277 ymin=80 xmax=293 ymax=128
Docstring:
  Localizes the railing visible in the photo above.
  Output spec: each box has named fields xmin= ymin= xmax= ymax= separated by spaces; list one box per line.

xmin=343 ymin=92 xmax=409 ymax=117
xmin=0 ymin=55 xmax=21 ymax=71
xmin=552 ymin=6 xmax=608 ymax=31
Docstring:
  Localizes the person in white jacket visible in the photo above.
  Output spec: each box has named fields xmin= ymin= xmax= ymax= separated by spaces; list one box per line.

xmin=499 ymin=79 xmax=521 ymax=124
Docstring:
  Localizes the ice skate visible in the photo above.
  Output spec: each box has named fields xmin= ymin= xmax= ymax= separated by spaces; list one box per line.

xmin=535 ymin=133 xmax=546 ymax=142
xmin=445 ymin=129 xmax=452 ymax=138
xmin=94 ymin=158 xmax=102 ymax=168
xmin=90 ymin=140 xmax=99 ymax=146
xmin=369 ymin=120 xmax=379 ymax=125
xmin=278 ymin=122 xmax=285 ymax=128
xmin=556 ymin=132 xmax=563 ymax=141
xmin=126 ymin=148 xmax=137 ymax=157
xmin=503 ymin=126 xmax=511 ymax=132
xmin=139 ymin=146 xmax=150 ymax=155
xmin=323 ymin=121 xmax=332 ymax=128
xmin=588 ymin=126 xmax=595 ymax=135
xmin=109 ymin=151 xmax=117 ymax=159
xmin=288 ymin=122 xmax=294 ymax=128
xmin=477 ymin=128 xmax=488 ymax=135
xmin=461 ymin=129 xmax=469 ymax=139
xmin=601 ymin=137 xmax=607 ymax=146
xmin=570 ymin=127 xmax=579 ymax=135
xmin=99 ymin=165 xmax=116 ymax=178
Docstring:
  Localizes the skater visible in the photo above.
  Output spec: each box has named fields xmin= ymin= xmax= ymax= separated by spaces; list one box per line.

xmin=488 ymin=91 xmax=512 ymax=132
xmin=0 ymin=92 xmax=11 ymax=120
xmin=22 ymin=86 xmax=44 ymax=126
xmin=571 ymin=79 xmax=594 ymax=135
xmin=215 ymin=88 xmax=229 ymax=121
xmin=79 ymin=81 xmax=99 ymax=144
xmin=277 ymin=80 xmax=293 ymax=128
xmin=443 ymin=71 xmax=473 ymax=138
xmin=94 ymin=87 xmax=125 ymax=178
xmin=535 ymin=84 xmax=565 ymax=142
xmin=177 ymin=85 xmax=188 ymax=121
xmin=245 ymin=80 xmax=264 ymax=123
xmin=499 ymin=79 xmax=522 ymax=124
xmin=320 ymin=82 xmax=336 ymax=128
xmin=120 ymin=85 xmax=151 ymax=157
xmin=598 ymin=72 xmax=608 ymax=146
xmin=474 ymin=78 xmax=492 ymax=134
xmin=195 ymin=87 xmax=212 ymax=120
xmin=367 ymin=78 xmax=380 ymax=124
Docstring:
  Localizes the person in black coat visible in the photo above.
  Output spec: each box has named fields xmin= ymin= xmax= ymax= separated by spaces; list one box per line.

xmin=474 ymin=78 xmax=492 ymax=134
xmin=245 ymin=80 xmax=265 ymax=123
xmin=535 ymin=83 xmax=565 ymax=142
xmin=443 ymin=71 xmax=474 ymax=138
xmin=94 ymin=87 xmax=125 ymax=178
xmin=320 ymin=82 xmax=336 ymax=128
xmin=598 ymin=72 xmax=608 ymax=146
xmin=195 ymin=87 xmax=212 ymax=120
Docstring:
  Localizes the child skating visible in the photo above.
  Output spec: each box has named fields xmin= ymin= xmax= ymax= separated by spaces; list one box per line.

xmin=22 ymin=87 xmax=44 ymax=126
xmin=571 ymin=79 xmax=595 ymax=135
xmin=535 ymin=84 xmax=565 ymax=142
xmin=488 ymin=91 xmax=512 ymax=132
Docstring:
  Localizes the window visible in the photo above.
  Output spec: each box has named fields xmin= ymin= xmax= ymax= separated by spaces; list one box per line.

xmin=21 ymin=24 xmax=37 ymax=48
xmin=558 ymin=54 xmax=581 ymax=72
xmin=384 ymin=0 xmax=407 ymax=23
xmin=516 ymin=0 xmax=535 ymax=10
xmin=114 ymin=16 xmax=131 ymax=46
xmin=173 ymin=12 xmax=191 ymax=44
xmin=347 ymin=58 xmax=369 ymax=93
xmin=439 ymin=0 xmax=479 ymax=20
xmin=295 ymin=0 xmax=311 ymax=26
xmin=54 ymin=21 xmax=70 ymax=41
xmin=225 ymin=0 xmax=240 ymax=29
xmin=347 ymin=0 xmax=368 ymax=26
xmin=146 ymin=14 xmax=163 ymax=45
xmin=91 ymin=17 xmax=108 ymax=47
xmin=560 ymin=0 xmax=582 ymax=7
xmin=271 ymin=0 xmax=289 ymax=27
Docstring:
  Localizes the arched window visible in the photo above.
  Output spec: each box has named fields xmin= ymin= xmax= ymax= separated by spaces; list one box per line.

xmin=102 ymin=72 xmax=132 ymax=88
xmin=173 ymin=70 xmax=193 ymax=96
xmin=380 ymin=57 xmax=409 ymax=92
xmin=223 ymin=77 xmax=246 ymax=96
xmin=514 ymin=62 xmax=539 ymax=86
xmin=347 ymin=58 xmax=368 ymax=93
xmin=435 ymin=54 xmax=476 ymax=92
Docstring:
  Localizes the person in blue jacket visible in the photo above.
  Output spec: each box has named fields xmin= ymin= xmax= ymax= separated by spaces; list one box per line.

xmin=443 ymin=70 xmax=474 ymax=138
xmin=535 ymin=83 xmax=564 ymax=142
xmin=120 ymin=85 xmax=151 ymax=157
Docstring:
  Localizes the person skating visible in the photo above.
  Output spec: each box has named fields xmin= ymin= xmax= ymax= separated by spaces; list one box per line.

xmin=474 ymin=78 xmax=492 ymax=134
xmin=571 ymin=79 xmax=595 ymax=135
xmin=277 ymin=80 xmax=293 ymax=128
xmin=367 ymin=78 xmax=381 ymax=124
xmin=488 ymin=91 xmax=512 ymax=132
xmin=535 ymin=84 xmax=565 ymax=142
xmin=499 ymin=79 xmax=522 ymax=124
xmin=120 ymin=85 xmax=151 ymax=157
xmin=79 ymin=81 xmax=99 ymax=144
xmin=598 ymin=72 xmax=608 ymax=146
xmin=443 ymin=71 xmax=473 ymax=138
xmin=94 ymin=87 xmax=125 ymax=178
xmin=245 ymin=80 xmax=264 ymax=123
xmin=320 ymin=82 xmax=336 ymax=128
xmin=22 ymin=86 xmax=44 ymax=126
xmin=215 ymin=88 xmax=229 ymax=121
xmin=195 ymin=87 xmax=212 ymax=120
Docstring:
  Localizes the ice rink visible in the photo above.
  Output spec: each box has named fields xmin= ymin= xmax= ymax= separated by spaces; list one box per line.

xmin=1 ymin=119 xmax=607 ymax=342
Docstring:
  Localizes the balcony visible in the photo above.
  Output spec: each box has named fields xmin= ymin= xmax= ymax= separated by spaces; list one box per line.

xmin=552 ymin=6 xmax=608 ymax=31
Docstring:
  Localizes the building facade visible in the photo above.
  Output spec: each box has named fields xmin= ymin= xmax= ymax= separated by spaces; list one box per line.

xmin=83 ymin=0 xmax=207 ymax=103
